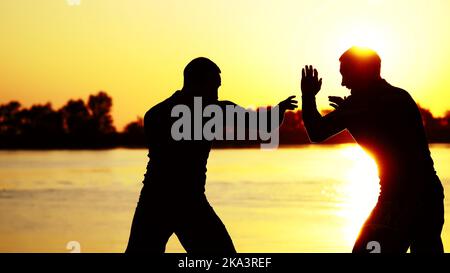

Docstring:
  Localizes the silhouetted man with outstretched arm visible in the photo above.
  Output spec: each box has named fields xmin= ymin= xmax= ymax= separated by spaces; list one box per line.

xmin=301 ymin=47 xmax=444 ymax=253
xmin=126 ymin=57 xmax=297 ymax=253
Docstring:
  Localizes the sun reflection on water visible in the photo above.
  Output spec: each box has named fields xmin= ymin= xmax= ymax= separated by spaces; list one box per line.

xmin=337 ymin=146 xmax=380 ymax=246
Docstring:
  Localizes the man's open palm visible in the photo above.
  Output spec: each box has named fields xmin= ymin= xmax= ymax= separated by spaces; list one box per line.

xmin=301 ymin=65 xmax=322 ymax=97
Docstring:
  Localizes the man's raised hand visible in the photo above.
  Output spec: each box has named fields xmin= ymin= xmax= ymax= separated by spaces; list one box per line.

xmin=301 ymin=65 xmax=322 ymax=97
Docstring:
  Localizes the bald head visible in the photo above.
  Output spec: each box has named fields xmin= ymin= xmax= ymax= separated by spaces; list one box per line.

xmin=182 ymin=57 xmax=221 ymax=101
xmin=339 ymin=46 xmax=382 ymax=90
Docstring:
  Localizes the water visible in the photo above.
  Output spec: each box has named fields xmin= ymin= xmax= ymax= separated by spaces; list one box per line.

xmin=0 ymin=144 xmax=449 ymax=252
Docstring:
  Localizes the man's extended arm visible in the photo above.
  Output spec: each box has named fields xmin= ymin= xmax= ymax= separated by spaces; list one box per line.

xmin=301 ymin=65 xmax=346 ymax=143
xmin=219 ymin=96 xmax=298 ymax=131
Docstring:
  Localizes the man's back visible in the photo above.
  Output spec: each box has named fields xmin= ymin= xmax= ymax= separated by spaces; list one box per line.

xmin=336 ymin=80 xmax=441 ymax=199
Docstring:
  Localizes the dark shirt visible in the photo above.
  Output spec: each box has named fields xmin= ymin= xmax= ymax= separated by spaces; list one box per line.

xmin=302 ymin=79 xmax=442 ymax=200
xmin=143 ymin=90 xmax=283 ymax=194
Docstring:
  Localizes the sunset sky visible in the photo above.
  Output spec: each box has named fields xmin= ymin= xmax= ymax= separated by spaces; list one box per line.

xmin=1 ymin=0 xmax=450 ymax=130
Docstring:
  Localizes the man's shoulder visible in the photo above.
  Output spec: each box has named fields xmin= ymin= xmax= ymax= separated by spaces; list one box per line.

xmin=380 ymin=82 xmax=414 ymax=104
xmin=144 ymin=102 xmax=164 ymax=122
xmin=217 ymin=100 xmax=237 ymax=108
xmin=144 ymin=92 xmax=180 ymax=122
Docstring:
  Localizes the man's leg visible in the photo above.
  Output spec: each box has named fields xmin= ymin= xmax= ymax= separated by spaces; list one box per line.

xmin=125 ymin=186 xmax=173 ymax=253
xmin=175 ymin=195 xmax=236 ymax=254
xmin=352 ymin=202 xmax=411 ymax=253
xmin=410 ymin=196 xmax=444 ymax=253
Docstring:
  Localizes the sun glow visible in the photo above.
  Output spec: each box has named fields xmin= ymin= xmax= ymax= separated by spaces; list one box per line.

xmin=337 ymin=146 xmax=380 ymax=246
xmin=336 ymin=24 xmax=391 ymax=60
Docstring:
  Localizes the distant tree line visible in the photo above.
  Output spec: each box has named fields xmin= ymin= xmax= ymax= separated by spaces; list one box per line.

xmin=0 ymin=91 xmax=449 ymax=149
xmin=0 ymin=91 xmax=142 ymax=149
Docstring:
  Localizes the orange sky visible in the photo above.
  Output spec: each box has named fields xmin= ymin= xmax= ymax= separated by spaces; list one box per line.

xmin=1 ymin=0 xmax=450 ymax=130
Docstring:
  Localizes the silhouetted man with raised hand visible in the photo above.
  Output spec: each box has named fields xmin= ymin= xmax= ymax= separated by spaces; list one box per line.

xmin=301 ymin=47 xmax=444 ymax=253
xmin=126 ymin=57 xmax=297 ymax=253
